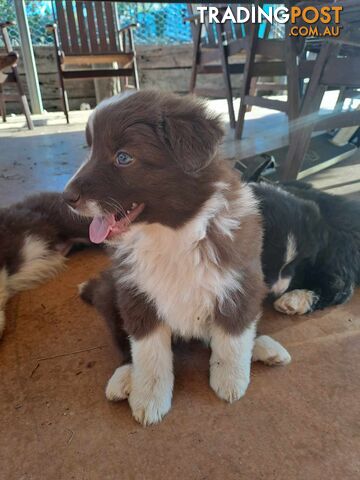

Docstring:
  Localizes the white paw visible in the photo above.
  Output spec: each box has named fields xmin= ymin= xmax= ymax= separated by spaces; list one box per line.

xmin=105 ymin=364 xmax=132 ymax=401
xmin=274 ymin=289 xmax=318 ymax=315
xmin=253 ymin=335 xmax=291 ymax=366
xmin=210 ymin=361 xmax=249 ymax=403
xmin=129 ymin=381 xmax=173 ymax=426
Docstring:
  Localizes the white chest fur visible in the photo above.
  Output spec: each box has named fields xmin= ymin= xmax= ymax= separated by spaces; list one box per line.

xmin=114 ymin=185 xmax=258 ymax=340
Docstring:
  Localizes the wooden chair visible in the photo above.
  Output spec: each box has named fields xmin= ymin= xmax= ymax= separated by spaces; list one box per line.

xmin=186 ymin=2 xmax=301 ymax=130
xmin=234 ymin=0 xmax=304 ymax=139
xmin=185 ymin=3 xmax=245 ymax=127
xmin=280 ymin=0 xmax=360 ymax=179
xmin=47 ymin=1 xmax=139 ymax=123
xmin=0 ymin=21 xmax=34 ymax=130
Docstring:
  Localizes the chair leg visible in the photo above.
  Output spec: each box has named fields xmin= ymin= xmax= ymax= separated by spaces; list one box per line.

xmin=247 ymin=77 xmax=257 ymax=113
xmin=285 ymin=23 xmax=300 ymax=125
xmin=335 ymin=87 xmax=347 ymax=112
xmin=190 ymin=23 xmax=201 ymax=93
xmin=59 ymin=72 xmax=70 ymax=124
xmin=0 ymin=88 xmax=6 ymax=122
xmin=216 ymin=24 xmax=235 ymax=128
xmin=235 ymin=23 xmax=259 ymax=139
xmin=133 ymin=56 xmax=140 ymax=90
xmin=12 ymin=64 xmax=34 ymax=130
xmin=189 ymin=60 xmax=198 ymax=94
xmin=128 ymin=28 xmax=139 ymax=90
xmin=280 ymin=42 xmax=335 ymax=180
xmin=20 ymin=94 xmax=34 ymax=130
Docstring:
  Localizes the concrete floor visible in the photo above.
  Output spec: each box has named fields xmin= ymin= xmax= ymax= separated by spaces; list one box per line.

xmin=0 ymin=105 xmax=359 ymax=480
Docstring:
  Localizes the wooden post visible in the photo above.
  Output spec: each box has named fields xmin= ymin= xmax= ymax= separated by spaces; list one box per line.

xmin=14 ymin=0 xmax=43 ymax=114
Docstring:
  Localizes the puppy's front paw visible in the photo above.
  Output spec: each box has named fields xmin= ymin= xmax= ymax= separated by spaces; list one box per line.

xmin=210 ymin=361 xmax=249 ymax=403
xmin=129 ymin=381 xmax=172 ymax=426
xmin=105 ymin=364 xmax=132 ymax=401
xmin=253 ymin=335 xmax=291 ymax=366
xmin=274 ymin=289 xmax=318 ymax=315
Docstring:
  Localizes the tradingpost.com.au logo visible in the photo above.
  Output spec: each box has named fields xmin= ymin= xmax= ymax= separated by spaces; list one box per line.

xmin=196 ymin=4 xmax=343 ymax=38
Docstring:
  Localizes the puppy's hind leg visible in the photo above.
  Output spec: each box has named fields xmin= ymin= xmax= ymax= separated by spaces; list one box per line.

xmin=0 ymin=268 xmax=9 ymax=339
xmin=252 ymin=335 xmax=291 ymax=366
xmin=78 ymin=271 xmax=131 ymax=363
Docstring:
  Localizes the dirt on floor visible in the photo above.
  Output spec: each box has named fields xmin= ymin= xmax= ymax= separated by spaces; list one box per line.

xmin=1 ymin=248 xmax=359 ymax=480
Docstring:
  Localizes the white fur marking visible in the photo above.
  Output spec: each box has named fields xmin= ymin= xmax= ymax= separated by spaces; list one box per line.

xmin=114 ymin=185 xmax=258 ymax=341
xmin=271 ymin=234 xmax=297 ymax=296
xmin=128 ymin=325 xmax=173 ymax=426
xmin=252 ymin=335 xmax=291 ymax=365
xmin=285 ymin=233 xmax=297 ymax=264
xmin=7 ymin=235 xmax=65 ymax=295
xmin=85 ymin=200 xmax=103 ymax=217
xmin=271 ymin=276 xmax=292 ymax=297
xmin=274 ymin=289 xmax=318 ymax=315
xmin=209 ymin=322 xmax=256 ymax=402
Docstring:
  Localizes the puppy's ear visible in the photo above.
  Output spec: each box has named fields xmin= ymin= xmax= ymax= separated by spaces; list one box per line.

xmin=161 ymin=98 xmax=224 ymax=174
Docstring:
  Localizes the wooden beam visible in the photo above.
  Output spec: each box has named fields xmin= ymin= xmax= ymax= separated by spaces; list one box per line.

xmin=314 ymin=110 xmax=360 ymax=131
xmin=244 ymin=95 xmax=288 ymax=112
xmin=63 ymin=69 xmax=133 ymax=79
xmin=62 ymin=54 xmax=133 ymax=66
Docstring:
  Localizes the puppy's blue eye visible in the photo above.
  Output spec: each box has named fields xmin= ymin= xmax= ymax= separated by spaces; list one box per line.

xmin=115 ymin=151 xmax=133 ymax=166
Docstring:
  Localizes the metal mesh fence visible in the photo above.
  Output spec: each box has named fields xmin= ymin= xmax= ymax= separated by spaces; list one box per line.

xmin=117 ymin=3 xmax=192 ymax=44
xmin=0 ymin=2 xmax=285 ymax=48
xmin=0 ymin=1 xmax=54 ymax=46
xmin=0 ymin=1 xmax=192 ymax=47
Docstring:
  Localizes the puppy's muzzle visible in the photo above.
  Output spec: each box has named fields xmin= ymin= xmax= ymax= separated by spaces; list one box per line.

xmin=63 ymin=185 xmax=81 ymax=208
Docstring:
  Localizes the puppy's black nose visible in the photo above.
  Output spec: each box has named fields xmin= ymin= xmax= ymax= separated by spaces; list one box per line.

xmin=63 ymin=187 xmax=80 ymax=207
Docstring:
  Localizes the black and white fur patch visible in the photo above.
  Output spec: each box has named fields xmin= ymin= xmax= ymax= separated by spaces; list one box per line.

xmin=251 ymin=181 xmax=360 ymax=315
xmin=0 ymin=192 xmax=91 ymax=338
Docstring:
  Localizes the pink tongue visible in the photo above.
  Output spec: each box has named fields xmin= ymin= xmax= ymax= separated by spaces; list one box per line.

xmin=89 ymin=215 xmax=115 ymax=244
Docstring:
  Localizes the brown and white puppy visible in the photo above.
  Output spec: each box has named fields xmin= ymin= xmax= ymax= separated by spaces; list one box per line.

xmin=0 ymin=192 xmax=91 ymax=338
xmin=64 ymin=91 xmax=290 ymax=425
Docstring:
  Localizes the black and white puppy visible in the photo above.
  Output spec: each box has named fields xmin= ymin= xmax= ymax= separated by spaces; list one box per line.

xmin=251 ymin=181 xmax=360 ymax=315
xmin=0 ymin=192 xmax=90 ymax=338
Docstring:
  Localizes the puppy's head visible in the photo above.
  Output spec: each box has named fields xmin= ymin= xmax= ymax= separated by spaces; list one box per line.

xmin=63 ymin=91 xmax=223 ymax=244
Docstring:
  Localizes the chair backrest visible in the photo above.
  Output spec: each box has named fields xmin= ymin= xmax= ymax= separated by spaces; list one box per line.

xmin=187 ymin=4 xmax=218 ymax=48
xmin=53 ymin=1 xmax=120 ymax=55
